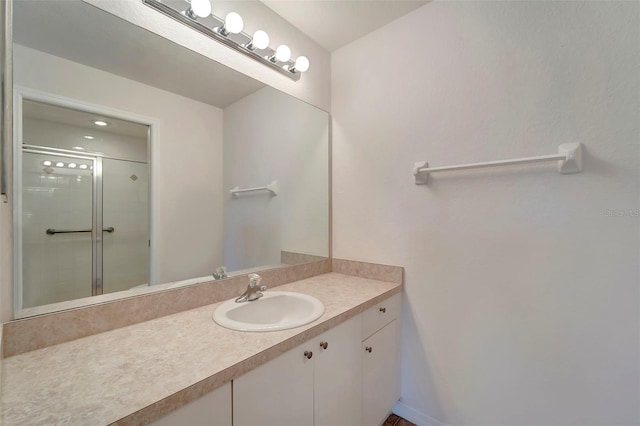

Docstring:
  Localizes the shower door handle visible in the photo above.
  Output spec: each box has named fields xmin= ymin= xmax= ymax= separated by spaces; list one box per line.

xmin=46 ymin=227 xmax=115 ymax=235
xmin=46 ymin=228 xmax=91 ymax=235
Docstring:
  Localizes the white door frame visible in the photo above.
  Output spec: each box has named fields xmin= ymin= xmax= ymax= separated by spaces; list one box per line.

xmin=13 ymin=85 xmax=159 ymax=314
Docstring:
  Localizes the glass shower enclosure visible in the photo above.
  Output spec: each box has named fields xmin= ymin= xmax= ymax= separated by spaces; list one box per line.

xmin=17 ymin=99 xmax=150 ymax=310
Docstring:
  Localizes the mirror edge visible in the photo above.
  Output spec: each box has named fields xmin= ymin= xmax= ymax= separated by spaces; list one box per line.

xmin=1 ymin=0 xmax=15 ymax=323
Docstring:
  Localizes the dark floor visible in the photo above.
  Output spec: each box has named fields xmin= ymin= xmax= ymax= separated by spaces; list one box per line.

xmin=383 ymin=413 xmax=417 ymax=426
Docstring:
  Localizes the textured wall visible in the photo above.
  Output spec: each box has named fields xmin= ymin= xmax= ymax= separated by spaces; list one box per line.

xmin=332 ymin=1 xmax=639 ymax=425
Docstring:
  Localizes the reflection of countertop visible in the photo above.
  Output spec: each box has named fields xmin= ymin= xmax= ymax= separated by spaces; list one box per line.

xmin=0 ymin=273 xmax=401 ymax=425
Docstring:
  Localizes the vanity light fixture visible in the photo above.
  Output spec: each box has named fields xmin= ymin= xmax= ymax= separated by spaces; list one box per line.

xmin=216 ymin=12 xmax=243 ymax=36
xmin=289 ymin=56 xmax=310 ymax=73
xmin=142 ymin=0 xmax=310 ymax=81
xmin=269 ymin=45 xmax=291 ymax=63
xmin=245 ymin=30 xmax=269 ymax=51
xmin=184 ymin=0 xmax=211 ymax=20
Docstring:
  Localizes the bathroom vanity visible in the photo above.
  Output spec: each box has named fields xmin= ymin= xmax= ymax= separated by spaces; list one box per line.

xmin=156 ymin=293 xmax=400 ymax=426
xmin=0 ymin=260 xmax=402 ymax=426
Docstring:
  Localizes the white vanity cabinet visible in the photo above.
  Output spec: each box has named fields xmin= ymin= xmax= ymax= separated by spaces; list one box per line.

xmin=152 ymin=294 xmax=400 ymax=426
xmin=233 ymin=338 xmax=314 ymax=426
xmin=233 ymin=315 xmax=362 ymax=426
xmin=361 ymin=294 xmax=401 ymax=426
xmin=313 ymin=314 xmax=362 ymax=426
xmin=151 ymin=382 xmax=232 ymax=426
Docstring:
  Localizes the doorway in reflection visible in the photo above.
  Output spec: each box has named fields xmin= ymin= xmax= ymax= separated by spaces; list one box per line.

xmin=18 ymin=100 xmax=150 ymax=309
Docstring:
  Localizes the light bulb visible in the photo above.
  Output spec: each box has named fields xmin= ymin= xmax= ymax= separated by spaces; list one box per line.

xmin=93 ymin=120 xmax=108 ymax=126
xmin=55 ymin=162 xmax=64 ymax=167
xmin=42 ymin=160 xmax=52 ymax=166
xmin=224 ymin=12 xmax=243 ymax=34
xmin=84 ymin=135 xmax=94 ymax=140
xmin=190 ymin=0 xmax=211 ymax=18
xmin=274 ymin=45 xmax=291 ymax=62
xmin=247 ymin=30 xmax=269 ymax=50
xmin=292 ymin=56 xmax=310 ymax=73
xmin=68 ymin=163 xmax=77 ymax=169
xmin=79 ymin=164 xmax=88 ymax=170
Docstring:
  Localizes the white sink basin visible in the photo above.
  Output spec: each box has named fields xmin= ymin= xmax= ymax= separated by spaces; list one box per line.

xmin=213 ymin=291 xmax=325 ymax=332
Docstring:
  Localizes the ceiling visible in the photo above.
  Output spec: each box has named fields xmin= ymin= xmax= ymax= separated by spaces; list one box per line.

xmin=23 ymin=100 xmax=149 ymax=139
xmin=261 ymin=0 xmax=429 ymax=52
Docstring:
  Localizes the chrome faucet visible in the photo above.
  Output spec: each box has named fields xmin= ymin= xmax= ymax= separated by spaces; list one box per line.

xmin=235 ymin=273 xmax=267 ymax=303
xmin=213 ymin=266 xmax=227 ymax=280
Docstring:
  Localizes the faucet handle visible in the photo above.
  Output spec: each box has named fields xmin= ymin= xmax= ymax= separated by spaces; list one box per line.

xmin=248 ymin=273 xmax=262 ymax=287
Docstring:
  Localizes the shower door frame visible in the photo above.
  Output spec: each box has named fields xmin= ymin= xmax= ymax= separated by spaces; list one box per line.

xmin=13 ymin=86 xmax=157 ymax=316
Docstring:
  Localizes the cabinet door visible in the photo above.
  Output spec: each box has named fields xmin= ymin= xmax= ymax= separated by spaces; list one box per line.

xmin=233 ymin=341 xmax=314 ymax=426
xmin=151 ymin=382 xmax=231 ymax=426
xmin=314 ymin=315 xmax=362 ymax=426
xmin=362 ymin=320 xmax=400 ymax=426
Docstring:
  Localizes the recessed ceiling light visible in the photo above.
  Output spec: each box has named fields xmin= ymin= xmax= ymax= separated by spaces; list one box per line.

xmin=84 ymin=135 xmax=95 ymax=140
xmin=73 ymin=146 xmax=85 ymax=150
xmin=93 ymin=120 xmax=108 ymax=126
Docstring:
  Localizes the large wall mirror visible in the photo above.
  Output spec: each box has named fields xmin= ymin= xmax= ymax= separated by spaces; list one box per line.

xmin=10 ymin=0 xmax=329 ymax=318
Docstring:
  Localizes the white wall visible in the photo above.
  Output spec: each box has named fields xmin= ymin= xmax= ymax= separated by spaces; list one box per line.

xmin=332 ymin=2 xmax=639 ymax=425
xmin=223 ymin=87 xmax=329 ymax=271
xmin=88 ymin=0 xmax=331 ymax=112
xmin=14 ymin=45 xmax=225 ymax=294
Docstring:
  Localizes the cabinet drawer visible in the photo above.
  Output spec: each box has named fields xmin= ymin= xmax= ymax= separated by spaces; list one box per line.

xmin=362 ymin=293 xmax=400 ymax=340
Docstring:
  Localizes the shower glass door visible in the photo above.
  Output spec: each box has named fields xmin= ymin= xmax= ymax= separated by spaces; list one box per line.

xmin=21 ymin=151 xmax=95 ymax=308
xmin=102 ymin=158 xmax=149 ymax=294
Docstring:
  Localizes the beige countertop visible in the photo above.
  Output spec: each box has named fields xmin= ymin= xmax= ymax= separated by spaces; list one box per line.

xmin=0 ymin=272 xmax=401 ymax=425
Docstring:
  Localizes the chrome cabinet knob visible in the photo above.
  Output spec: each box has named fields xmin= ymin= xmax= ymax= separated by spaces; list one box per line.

xmin=365 ymin=346 xmax=372 ymax=353
xmin=304 ymin=350 xmax=313 ymax=359
xmin=379 ymin=307 xmax=386 ymax=313
xmin=320 ymin=341 xmax=328 ymax=350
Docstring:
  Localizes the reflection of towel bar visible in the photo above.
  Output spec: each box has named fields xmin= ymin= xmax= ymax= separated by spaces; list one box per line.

xmin=230 ymin=181 xmax=278 ymax=198
xmin=46 ymin=227 xmax=115 ymax=235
